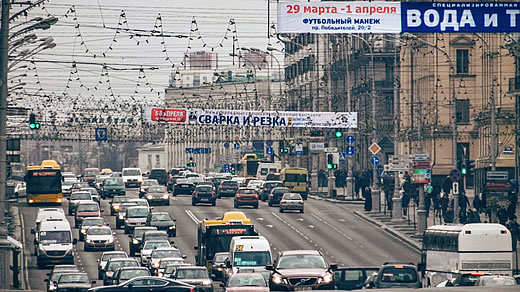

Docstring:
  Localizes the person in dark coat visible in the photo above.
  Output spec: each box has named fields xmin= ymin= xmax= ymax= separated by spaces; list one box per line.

xmin=442 ymin=176 xmax=452 ymax=196
xmin=363 ymin=186 xmax=372 ymax=212
xmin=506 ymin=217 xmax=519 ymax=251
xmin=440 ymin=192 xmax=450 ymax=223
xmin=473 ymin=193 xmax=482 ymax=214
xmin=402 ymin=189 xmax=410 ymax=216
xmin=497 ymin=207 xmax=508 ymax=226
xmin=383 ymin=173 xmax=394 ymax=211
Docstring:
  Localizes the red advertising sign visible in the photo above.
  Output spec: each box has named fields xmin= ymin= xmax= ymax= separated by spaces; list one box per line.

xmin=150 ymin=108 xmax=186 ymax=122
xmin=486 ymin=182 xmax=511 ymax=191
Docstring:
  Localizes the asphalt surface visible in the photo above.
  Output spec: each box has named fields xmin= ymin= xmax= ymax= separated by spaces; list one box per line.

xmin=19 ymin=188 xmax=420 ymax=291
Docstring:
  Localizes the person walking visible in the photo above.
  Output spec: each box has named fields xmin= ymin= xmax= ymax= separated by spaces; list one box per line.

xmin=383 ymin=173 xmax=394 ymax=211
xmin=424 ymin=183 xmax=433 ymax=217
xmin=473 ymin=192 xmax=482 ymax=214
xmin=363 ymin=185 xmax=372 ymax=212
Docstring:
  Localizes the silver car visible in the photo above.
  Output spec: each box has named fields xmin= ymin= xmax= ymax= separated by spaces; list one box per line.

xmin=68 ymin=191 xmax=93 ymax=215
xmin=84 ymin=226 xmax=115 ymax=251
xmin=97 ymin=251 xmax=127 ymax=280
xmin=279 ymin=193 xmax=304 ymax=213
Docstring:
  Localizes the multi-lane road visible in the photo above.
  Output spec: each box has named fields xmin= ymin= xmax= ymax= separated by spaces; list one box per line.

xmin=19 ymin=189 xmax=420 ymax=291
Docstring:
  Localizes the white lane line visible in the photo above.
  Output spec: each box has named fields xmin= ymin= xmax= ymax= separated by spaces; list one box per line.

xmin=185 ymin=210 xmax=200 ymax=224
xmin=297 ymin=218 xmax=304 ymax=222
xmin=266 ymin=225 xmax=273 ymax=228
xmin=257 ymin=218 xmax=264 ymax=221
xmin=338 ymin=219 xmax=346 ymax=222
xmin=21 ymin=214 xmax=30 ymax=290
xmin=311 ymin=213 xmax=353 ymax=241
xmin=271 ymin=212 xmax=310 ymax=241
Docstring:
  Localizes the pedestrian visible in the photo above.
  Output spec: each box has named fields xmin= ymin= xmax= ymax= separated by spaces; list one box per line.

xmin=442 ymin=176 xmax=452 ymax=196
xmin=432 ymin=186 xmax=442 ymax=218
xmin=383 ymin=173 xmax=394 ymax=211
xmin=473 ymin=192 xmax=482 ymax=213
xmin=497 ymin=207 xmax=508 ymax=226
xmin=402 ymin=189 xmax=410 ymax=216
xmin=506 ymin=216 xmax=519 ymax=251
xmin=424 ymin=183 xmax=433 ymax=217
xmin=440 ymin=192 xmax=450 ymax=223
xmin=363 ymin=186 xmax=372 ymax=212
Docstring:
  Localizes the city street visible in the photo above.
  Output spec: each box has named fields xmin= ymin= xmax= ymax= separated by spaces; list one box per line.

xmin=19 ymin=188 xmax=419 ymax=291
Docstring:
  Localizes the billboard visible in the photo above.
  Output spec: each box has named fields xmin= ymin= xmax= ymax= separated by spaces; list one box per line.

xmin=144 ymin=107 xmax=357 ymax=128
xmin=277 ymin=1 xmax=520 ymax=33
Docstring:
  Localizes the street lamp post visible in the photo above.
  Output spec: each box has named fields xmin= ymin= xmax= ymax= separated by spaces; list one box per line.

xmin=0 ymin=0 xmax=10 ymax=234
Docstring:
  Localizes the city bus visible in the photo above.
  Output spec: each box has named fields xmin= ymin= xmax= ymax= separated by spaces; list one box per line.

xmin=25 ymin=160 xmax=63 ymax=205
xmin=419 ymin=224 xmax=513 ymax=287
xmin=281 ymin=167 xmax=309 ymax=199
xmin=195 ymin=211 xmax=258 ymax=269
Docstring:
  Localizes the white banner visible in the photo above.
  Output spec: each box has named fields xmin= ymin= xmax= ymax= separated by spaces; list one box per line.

xmin=278 ymin=1 xmax=401 ymax=34
xmin=145 ymin=107 xmax=357 ymax=128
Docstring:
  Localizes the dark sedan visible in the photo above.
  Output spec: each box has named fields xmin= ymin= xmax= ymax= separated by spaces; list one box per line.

xmin=145 ymin=186 xmax=171 ymax=206
xmin=192 ymin=185 xmax=217 ymax=206
xmin=173 ymin=179 xmax=194 ymax=196
xmin=268 ymin=187 xmax=290 ymax=207
xmin=146 ymin=212 xmax=176 ymax=237
xmin=88 ymin=276 xmax=195 ymax=292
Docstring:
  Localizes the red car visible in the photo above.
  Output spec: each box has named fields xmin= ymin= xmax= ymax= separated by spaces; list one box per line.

xmin=223 ymin=273 xmax=269 ymax=292
xmin=74 ymin=201 xmax=102 ymax=228
xmin=234 ymin=188 xmax=259 ymax=209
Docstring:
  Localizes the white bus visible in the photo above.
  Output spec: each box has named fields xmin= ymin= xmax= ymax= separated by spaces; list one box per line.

xmin=256 ymin=162 xmax=281 ymax=181
xmin=227 ymin=236 xmax=272 ymax=280
xmin=420 ymin=223 xmax=513 ymax=287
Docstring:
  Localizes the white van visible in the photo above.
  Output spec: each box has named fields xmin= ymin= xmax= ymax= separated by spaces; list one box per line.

xmin=33 ymin=219 xmax=76 ymax=268
xmin=122 ymin=168 xmax=143 ymax=188
xmin=256 ymin=162 xmax=281 ymax=181
xmin=228 ymin=236 xmax=272 ymax=278
xmin=34 ymin=208 xmax=67 ymax=247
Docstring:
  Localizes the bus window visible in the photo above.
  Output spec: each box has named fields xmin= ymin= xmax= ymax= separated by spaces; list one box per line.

xmin=285 ymin=174 xmax=307 ymax=182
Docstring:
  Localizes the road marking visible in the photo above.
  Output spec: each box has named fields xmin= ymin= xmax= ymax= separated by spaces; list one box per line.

xmin=185 ymin=210 xmax=200 ymax=224
xmin=338 ymin=218 xmax=345 ymax=222
xmin=308 ymin=225 xmax=314 ymax=229
xmin=266 ymin=225 xmax=273 ymax=228
xmin=297 ymin=218 xmax=304 ymax=222
xmin=257 ymin=217 xmax=264 ymax=221
xmin=272 ymin=212 xmax=310 ymax=241
xmin=21 ymin=214 xmax=30 ymax=290
xmin=311 ymin=213 xmax=353 ymax=241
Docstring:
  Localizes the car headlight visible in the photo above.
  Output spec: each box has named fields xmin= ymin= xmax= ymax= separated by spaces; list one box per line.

xmin=319 ymin=274 xmax=333 ymax=284
xmin=217 ymin=267 xmax=223 ymax=271
xmin=153 ymin=262 xmax=160 ymax=268
xmin=169 ymin=226 xmax=175 ymax=229
xmin=113 ymin=205 xmax=120 ymax=210
xmin=158 ymin=272 xmax=164 ymax=277
xmin=202 ymin=279 xmax=212 ymax=286
xmin=132 ymin=239 xmax=139 ymax=244
xmin=86 ymin=239 xmax=93 ymax=243
xmin=119 ymin=214 xmax=124 ymax=219
xmin=146 ymin=195 xmax=153 ymax=200
xmin=162 ymin=195 xmax=169 ymax=199
xmin=108 ymin=237 xmax=114 ymax=243
xmin=272 ymin=274 xmax=287 ymax=285
xmin=81 ymin=229 xmax=87 ymax=234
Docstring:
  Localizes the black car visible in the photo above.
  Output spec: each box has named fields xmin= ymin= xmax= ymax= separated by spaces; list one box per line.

xmin=146 ymin=212 xmax=176 ymax=237
xmin=333 ymin=266 xmax=379 ymax=290
xmin=261 ymin=181 xmax=284 ymax=201
xmin=268 ymin=187 xmax=290 ymax=206
xmin=173 ymin=179 xmax=195 ymax=196
xmin=110 ymin=196 xmax=129 ymax=216
xmin=217 ymin=180 xmax=238 ymax=197
xmin=167 ymin=176 xmax=184 ymax=193
xmin=209 ymin=252 xmax=228 ymax=281
xmin=145 ymin=186 xmax=171 ymax=206
xmin=111 ymin=267 xmax=150 ymax=285
xmin=55 ymin=272 xmax=95 ymax=292
xmin=129 ymin=226 xmax=157 ymax=256
xmin=88 ymin=276 xmax=195 ymax=292
xmin=192 ymin=185 xmax=217 ymax=206
xmin=149 ymin=168 xmax=168 ymax=185
xmin=102 ymin=178 xmax=126 ymax=199
xmin=373 ymin=262 xmax=421 ymax=289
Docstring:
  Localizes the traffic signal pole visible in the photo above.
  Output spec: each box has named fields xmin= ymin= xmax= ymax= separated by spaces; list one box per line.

xmin=0 ymin=0 xmax=10 ymax=232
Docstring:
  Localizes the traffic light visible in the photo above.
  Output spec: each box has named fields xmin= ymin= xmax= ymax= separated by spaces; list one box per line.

xmin=335 ymin=129 xmax=343 ymax=138
xmin=461 ymin=161 xmax=467 ymax=175
xmin=327 ymin=153 xmax=333 ymax=169
xmin=466 ymin=159 xmax=475 ymax=175
xmin=332 ymin=153 xmax=339 ymax=169
xmin=279 ymin=140 xmax=288 ymax=153
xmin=230 ymin=167 xmax=236 ymax=175
xmin=29 ymin=113 xmax=40 ymax=129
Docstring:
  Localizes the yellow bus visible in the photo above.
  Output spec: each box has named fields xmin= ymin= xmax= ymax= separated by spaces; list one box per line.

xmin=25 ymin=160 xmax=63 ymax=205
xmin=195 ymin=211 xmax=257 ymax=269
xmin=281 ymin=167 xmax=309 ymax=200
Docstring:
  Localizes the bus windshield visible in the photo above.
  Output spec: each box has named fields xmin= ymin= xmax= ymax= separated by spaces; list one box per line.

xmin=205 ymin=226 xmax=256 ymax=260
xmin=26 ymin=170 xmax=62 ymax=194
xmin=40 ymin=231 xmax=71 ymax=244
xmin=285 ymin=173 xmax=307 ymax=182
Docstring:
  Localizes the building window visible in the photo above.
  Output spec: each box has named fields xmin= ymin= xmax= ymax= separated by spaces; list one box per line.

xmin=155 ymin=155 xmax=160 ymax=167
xmin=456 ymin=99 xmax=470 ymax=124
xmin=456 ymin=49 xmax=469 ymax=74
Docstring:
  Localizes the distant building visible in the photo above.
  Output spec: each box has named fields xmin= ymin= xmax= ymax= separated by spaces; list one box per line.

xmin=183 ymin=51 xmax=218 ymax=70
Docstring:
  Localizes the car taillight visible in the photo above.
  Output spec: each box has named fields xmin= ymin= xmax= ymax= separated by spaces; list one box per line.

xmin=190 ymin=288 xmax=196 ymax=292
xmin=194 ymin=192 xmax=198 ymax=196
xmin=254 ymin=194 xmax=258 ymax=199
xmin=299 ymin=200 xmax=304 ymax=204
xmin=281 ymin=200 xmax=286 ymax=203
xmin=212 ymin=192 xmax=215 ymax=195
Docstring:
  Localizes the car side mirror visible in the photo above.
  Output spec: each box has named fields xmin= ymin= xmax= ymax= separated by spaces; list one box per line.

xmin=329 ymin=263 xmax=338 ymax=271
xmin=265 ymin=264 xmax=274 ymax=271
xmin=91 ymin=280 xmax=96 ymax=284
xmin=96 ymin=259 xmax=100 ymax=262
xmin=73 ymin=238 xmax=78 ymax=245
xmin=31 ymin=228 xmax=35 ymax=234
xmin=173 ymin=219 xmax=177 ymax=222
xmin=128 ymin=283 xmax=133 ymax=289
xmin=100 ymin=209 xmax=104 ymax=213
xmin=194 ymin=246 xmax=198 ymax=250
xmin=113 ymin=232 xmax=116 ymax=235
xmin=46 ymin=273 xmax=51 ymax=276
xmin=128 ymin=234 xmax=132 ymax=238
xmin=220 ymin=283 xmax=225 ymax=287
xmin=182 ymin=255 xmax=187 ymax=259
xmin=44 ymin=279 xmax=49 ymax=282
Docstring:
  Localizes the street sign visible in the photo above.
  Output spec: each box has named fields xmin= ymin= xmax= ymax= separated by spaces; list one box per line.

xmin=384 ymin=164 xmax=410 ymax=172
xmin=324 ymin=147 xmax=338 ymax=153
xmin=339 ymin=152 xmax=347 ymax=161
xmin=368 ymin=143 xmax=381 ymax=155
xmin=95 ymin=128 xmax=107 ymax=141
xmin=295 ymin=143 xmax=303 ymax=155
xmin=449 ymin=169 xmax=461 ymax=182
xmin=266 ymin=140 xmax=273 ymax=146
xmin=413 ymin=161 xmax=431 ymax=168
xmin=266 ymin=147 xmax=274 ymax=154
xmin=224 ymin=142 xmax=230 ymax=149
xmin=486 ymin=182 xmax=511 ymax=191
xmin=486 ymin=171 xmax=508 ymax=181
xmin=346 ymin=135 xmax=355 ymax=145
xmin=234 ymin=143 xmax=240 ymax=150
xmin=346 ymin=146 xmax=355 ymax=156
xmin=371 ymin=156 xmax=380 ymax=166
xmin=309 ymin=142 xmax=325 ymax=153
xmin=452 ymin=182 xmax=459 ymax=195
xmin=412 ymin=153 xmax=430 ymax=161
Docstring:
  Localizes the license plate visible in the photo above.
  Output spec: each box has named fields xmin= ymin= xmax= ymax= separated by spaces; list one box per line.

xmin=182 ymin=185 xmax=189 ymax=187
xmin=295 ymin=287 xmax=312 ymax=291
xmin=200 ymin=198 xmax=209 ymax=201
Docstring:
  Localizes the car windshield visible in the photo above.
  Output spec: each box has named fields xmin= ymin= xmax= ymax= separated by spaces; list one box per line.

xmin=77 ymin=204 xmax=99 ymax=212
xmin=143 ymin=241 xmax=170 ymax=250
xmin=222 ymin=181 xmax=238 ymax=186
xmin=105 ymin=179 xmax=123 ymax=186
xmin=62 ymin=181 xmax=75 ymax=186
xmin=274 ymin=188 xmax=290 ymax=194
xmin=188 ymin=177 xmax=204 ymax=183
xmin=152 ymin=250 xmax=181 ymax=259
xmin=479 ymin=277 xmax=516 ymax=286
xmin=81 ymin=188 xmax=98 ymax=195
xmin=120 ymin=269 xmax=149 ymax=280
xmin=131 ymin=200 xmax=148 ymax=207
xmin=277 ymin=255 xmax=327 ymax=269
xmin=233 ymin=251 xmax=271 ymax=267
xmin=108 ymin=260 xmax=138 ymax=271
xmin=239 ymin=189 xmax=256 ymax=194
xmin=176 ymin=179 xmax=189 ymax=184
xmin=113 ymin=197 xmax=128 ymax=203
xmin=123 ymin=169 xmax=141 ymax=176
xmin=380 ymin=268 xmax=417 ymax=283
xmin=101 ymin=253 xmax=127 ymax=262
xmin=282 ymin=193 xmax=302 ymax=200
xmin=148 ymin=186 xmax=166 ymax=193
xmin=127 ymin=208 xmax=148 ymax=217
xmin=214 ymin=254 xmax=228 ymax=263
xmin=82 ymin=219 xmax=104 ymax=226
xmin=152 ymin=214 xmax=171 ymax=221
xmin=228 ymin=274 xmax=266 ymax=287
xmin=160 ymin=259 xmax=183 ymax=268
xmin=40 ymin=231 xmax=71 ymax=244
xmin=266 ymin=182 xmax=283 ymax=188
xmin=85 ymin=170 xmax=99 ymax=176
xmin=71 ymin=193 xmax=91 ymax=200
xmin=88 ymin=228 xmax=111 ymax=235
xmin=196 ymin=186 xmax=212 ymax=192
xmin=58 ymin=274 xmax=89 ymax=283
xmin=51 ymin=270 xmax=78 ymax=281
xmin=134 ymin=228 xmax=156 ymax=238
xmin=176 ymin=269 xmax=208 ymax=280
xmin=143 ymin=180 xmax=158 ymax=186
xmin=73 ymin=183 xmax=89 ymax=189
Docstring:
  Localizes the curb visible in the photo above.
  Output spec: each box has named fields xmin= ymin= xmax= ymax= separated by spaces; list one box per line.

xmin=309 ymin=195 xmax=365 ymax=205
xmin=353 ymin=210 xmax=422 ymax=253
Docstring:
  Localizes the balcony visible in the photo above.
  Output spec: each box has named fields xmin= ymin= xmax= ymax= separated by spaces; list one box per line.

xmin=508 ymin=77 xmax=520 ymax=93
